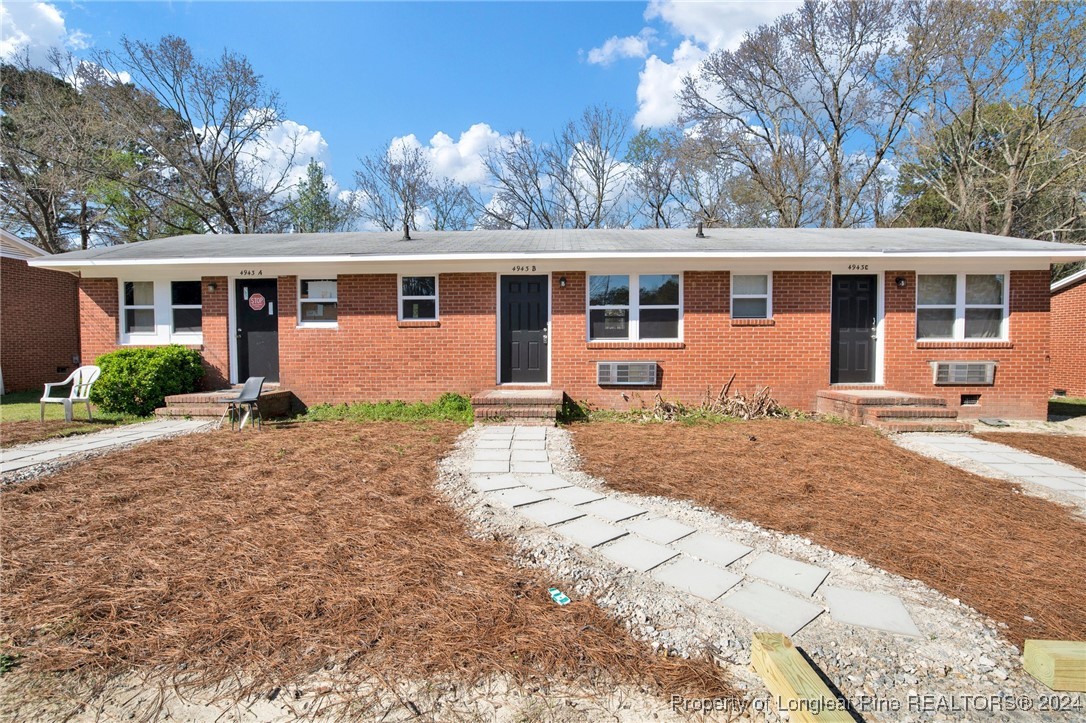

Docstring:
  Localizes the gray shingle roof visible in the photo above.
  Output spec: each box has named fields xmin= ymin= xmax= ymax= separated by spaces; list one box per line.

xmin=35 ymin=227 xmax=1086 ymax=263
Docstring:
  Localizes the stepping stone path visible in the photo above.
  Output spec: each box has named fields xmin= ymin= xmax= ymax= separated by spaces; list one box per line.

xmin=471 ymin=425 xmax=923 ymax=638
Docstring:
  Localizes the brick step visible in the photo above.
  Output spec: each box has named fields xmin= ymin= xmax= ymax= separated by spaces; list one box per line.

xmin=869 ymin=419 xmax=974 ymax=433
xmin=865 ymin=406 xmax=959 ymax=420
xmin=473 ymin=405 xmax=558 ymax=420
xmin=816 ymin=390 xmax=947 ymax=407
xmin=154 ymin=404 xmax=224 ymax=418
xmin=471 ymin=389 xmax=564 ymax=407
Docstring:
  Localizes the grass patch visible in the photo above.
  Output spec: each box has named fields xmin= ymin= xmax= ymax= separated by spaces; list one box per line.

xmin=1 ymin=421 xmax=731 ymax=718
xmin=0 ymin=390 xmax=149 ymax=448
xmin=572 ymin=420 xmax=1086 ymax=649
xmin=1050 ymin=396 xmax=1086 ymax=418
xmin=303 ymin=392 xmax=474 ymax=424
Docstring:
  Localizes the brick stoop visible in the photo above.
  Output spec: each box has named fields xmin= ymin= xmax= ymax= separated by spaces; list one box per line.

xmin=471 ymin=389 xmax=564 ymax=425
xmin=815 ymin=389 xmax=972 ymax=433
xmin=154 ymin=387 xmax=296 ymax=419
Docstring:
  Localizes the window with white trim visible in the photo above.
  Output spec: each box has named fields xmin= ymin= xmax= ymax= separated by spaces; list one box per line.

xmin=587 ymin=273 xmax=681 ymax=341
xmin=123 ymin=281 xmax=155 ymax=334
xmin=400 ymin=275 xmax=438 ymax=320
xmin=170 ymin=281 xmax=202 ymax=333
xmin=731 ymin=274 xmax=772 ymax=319
xmin=298 ymin=279 xmax=337 ymax=326
xmin=916 ymin=273 xmax=1007 ymax=340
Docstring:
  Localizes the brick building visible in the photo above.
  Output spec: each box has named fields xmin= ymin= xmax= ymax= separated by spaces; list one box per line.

xmin=32 ymin=228 xmax=1086 ymax=420
xmin=1050 ymin=268 xmax=1086 ymax=398
xmin=1 ymin=230 xmax=80 ymax=394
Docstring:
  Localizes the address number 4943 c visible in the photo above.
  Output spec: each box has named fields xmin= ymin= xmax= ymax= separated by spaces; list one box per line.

xmin=848 ymin=264 xmax=869 ymax=271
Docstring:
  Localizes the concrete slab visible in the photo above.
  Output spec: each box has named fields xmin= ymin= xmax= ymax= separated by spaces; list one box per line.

xmin=548 ymin=485 xmax=606 ymax=506
xmin=472 ymin=474 xmax=525 ymax=492
xmin=471 ymin=460 xmax=510 ymax=474
xmin=578 ymin=498 xmax=647 ymax=523
xmin=1029 ymin=477 xmax=1086 ymax=492
xmin=511 ymin=439 xmax=546 ymax=451
xmin=519 ymin=474 xmax=572 ymax=492
xmin=488 ymin=488 xmax=550 ymax=508
xmin=510 ymin=461 xmax=553 ymax=474
xmin=474 ymin=448 xmax=512 ymax=462
xmin=476 ymin=439 xmax=511 ymax=449
xmin=626 ymin=517 xmax=696 ymax=545
xmin=513 ymin=428 xmax=547 ymax=441
xmin=744 ymin=552 xmax=829 ymax=597
xmin=510 ymin=449 xmax=549 ymax=463
xmin=673 ymin=532 xmax=753 ymax=568
xmin=553 ymin=516 xmax=628 ymax=548
xmin=652 ymin=556 xmax=743 ymax=601
xmin=479 ymin=428 xmax=515 ymax=440
xmin=719 ymin=582 xmax=824 ymax=636
xmin=598 ymin=535 xmax=679 ymax=572
xmin=822 ymin=586 xmax=922 ymax=637
xmin=519 ymin=500 xmax=586 ymax=527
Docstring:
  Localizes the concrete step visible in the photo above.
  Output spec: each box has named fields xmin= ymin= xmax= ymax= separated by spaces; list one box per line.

xmin=474 ymin=404 xmax=558 ymax=420
xmin=866 ymin=406 xmax=959 ymax=419
xmin=869 ymin=419 xmax=974 ymax=433
xmin=154 ymin=404 xmax=224 ymax=418
xmin=816 ymin=390 xmax=947 ymax=408
xmin=471 ymin=389 xmax=564 ymax=407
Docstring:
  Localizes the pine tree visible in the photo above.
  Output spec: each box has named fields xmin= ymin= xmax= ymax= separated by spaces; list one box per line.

xmin=286 ymin=160 xmax=353 ymax=232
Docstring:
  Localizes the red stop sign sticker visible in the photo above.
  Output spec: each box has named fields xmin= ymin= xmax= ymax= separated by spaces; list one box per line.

xmin=248 ymin=293 xmax=266 ymax=311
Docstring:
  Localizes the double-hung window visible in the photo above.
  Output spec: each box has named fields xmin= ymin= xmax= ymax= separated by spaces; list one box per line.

xmin=299 ymin=279 xmax=338 ymax=327
xmin=170 ymin=281 xmax=202 ymax=333
xmin=731 ymin=274 xmax=772 ymax=319
xmin=123 ymin=281 xmax=156 ymax=335
xmin=400 ymin=275 xmax=438 ymax=320
xmin=917 ymin=273 xmax=1007 ymax=340
xmin=587 ymin=273 xmax=681 ymax=341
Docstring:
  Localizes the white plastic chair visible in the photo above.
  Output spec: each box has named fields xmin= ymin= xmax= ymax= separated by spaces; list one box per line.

xmin=40 ymin=365 xmax=101 ymax=422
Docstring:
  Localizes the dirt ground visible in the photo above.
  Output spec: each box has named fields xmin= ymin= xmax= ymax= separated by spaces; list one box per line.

xmin=571 ymin=420 xmax=1086 ymax=649
xmin=0 ymin=420 xmax=103 ymax=447
xmin=1 ymin=421 xmax=732 ymax=720
xmin=975 ymin=432 xmax=1086 ymax=471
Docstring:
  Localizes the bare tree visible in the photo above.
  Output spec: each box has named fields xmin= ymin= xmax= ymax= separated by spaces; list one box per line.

xmin=353 ymin=140 xmax=433 ymax=232
xmin=478 ymin=132 xmax=562 ymax=229
xmin=89 ymin=35 xmax=299 ymax=234
xmin=428 ymin=176 xmax=475 ymax=230
xmin=625 ymin=127 xmax=682 ymax=228
xmin=547 ymin=104 xmax=632 ymax=228
xmin=682 ymin=0 xmax=944 ymax=227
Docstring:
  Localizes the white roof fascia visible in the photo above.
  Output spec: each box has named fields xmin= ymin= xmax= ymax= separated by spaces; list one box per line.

xmin=1052 ymin=267 xmax=1086 ymax=292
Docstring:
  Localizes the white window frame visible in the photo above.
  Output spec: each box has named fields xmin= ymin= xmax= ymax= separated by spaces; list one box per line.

xmin=121 ymin=281 xmax=156 ymax=339
xmin=398 ymin=274 xmax=440 ymax=321
xmin=730 ymin=272 xmax=773 ymax=319
xmin=119 ymin=279 xmax=204 ymax=345
xmin=586 ymin=272 xmax=683 ymax=342
xmin=297 ymin=277 xmax=339 ymax=329
xmin=170 ymin=280 xmax=203 ymax=335
xmin=916 ymin=272 xmax=1009 ymax=341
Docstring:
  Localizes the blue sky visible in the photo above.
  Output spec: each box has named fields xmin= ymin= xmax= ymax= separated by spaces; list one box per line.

xmin=2 ymin=1 xmax=799 ymax=190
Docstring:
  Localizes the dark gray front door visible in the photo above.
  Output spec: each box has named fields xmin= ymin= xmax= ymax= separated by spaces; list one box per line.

xmin=235 ymin=278 xmax=279 ymax=382
xmin=831 ymin=275 xmax=877 ymax=384
xmin=500 ymin=275 xmax=548 ymax=383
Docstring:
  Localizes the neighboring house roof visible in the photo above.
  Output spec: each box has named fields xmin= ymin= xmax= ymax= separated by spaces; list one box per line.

xmin=1052 ymin=267 xmax=1086 ymax=294
xmin=28 ymin=227 xmax=1086 ymax=270
xmin=0 ymin=229 xmax=48 ymax=260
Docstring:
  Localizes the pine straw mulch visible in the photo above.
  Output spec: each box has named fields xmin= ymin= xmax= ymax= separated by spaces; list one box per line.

xmin=974 ymin=432 xmax=1086 ymax=471
xmin=0 ymin=420 xmax=105 ymax=448
xmin=571 ymin=420 xmax=1086 ymax=649
xmin=0 ymin=421 xmax=733 ymax=717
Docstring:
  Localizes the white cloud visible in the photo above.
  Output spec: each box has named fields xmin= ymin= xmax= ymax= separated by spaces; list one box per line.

xmin=391 ymin=122 xmax=504 ymax=185
xmin=624 ymin=0 xmax=803 ymax=127
xmin=586 ymin=28 xmax=656 ymax=66
xmin=0 ymin=2 xmax=90 ymax=67
xmin=240 ymin=116 xmax=334 ymax=198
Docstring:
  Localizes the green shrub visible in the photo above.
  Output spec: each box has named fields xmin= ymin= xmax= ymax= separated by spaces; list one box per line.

xmin=91 ymin=345 xmax=205 ymax=416
xmin=304 ymin=392 xmax=473 ymax=423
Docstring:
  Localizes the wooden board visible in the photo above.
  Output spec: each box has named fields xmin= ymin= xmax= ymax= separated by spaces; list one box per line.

xmin=1023 ymin=639 xmax=1086 ymax=692
xmin=750 ymin=632 xmax=854 ymax=722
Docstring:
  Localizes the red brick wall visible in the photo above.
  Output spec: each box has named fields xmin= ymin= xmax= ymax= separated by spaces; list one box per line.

xmin=201 ymin=277 xmax=230 ymax=389
xmin=276 ymin=273 xmax=497 ymax=403
xmin=1 ymin=257 xmax=80 ymax=392
xmin=550 ymin=270 xmax=832 ymax=411
xmin=76 ymin=268 xmax=1054 ymax=418
xmin=1051 ymin=275 xmax=1086 ymax=397
xmin=881 ymin=270 xmax=1050 ymax=419
xmin=78 ymin=277 xmax=119 ymax=366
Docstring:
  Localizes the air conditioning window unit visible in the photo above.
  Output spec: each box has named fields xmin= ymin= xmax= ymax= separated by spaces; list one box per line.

xmin=932 ymin=361 xmax=997 ymax=386
xmin=597 ymin=361 xmax=657 ymax=386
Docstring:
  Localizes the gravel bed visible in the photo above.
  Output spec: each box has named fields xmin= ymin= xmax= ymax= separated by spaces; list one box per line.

xmin=436 ymin=425 xmax=1077 ymax=722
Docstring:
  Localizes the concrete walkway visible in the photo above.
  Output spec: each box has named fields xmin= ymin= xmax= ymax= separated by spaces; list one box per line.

xmin=1 ymin=419 xmax=213 ymax=476
xmin=896 ymin=433 xmax=1086 ymax=511
xmin=470 ymin=425 xmax=922 ymax=638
